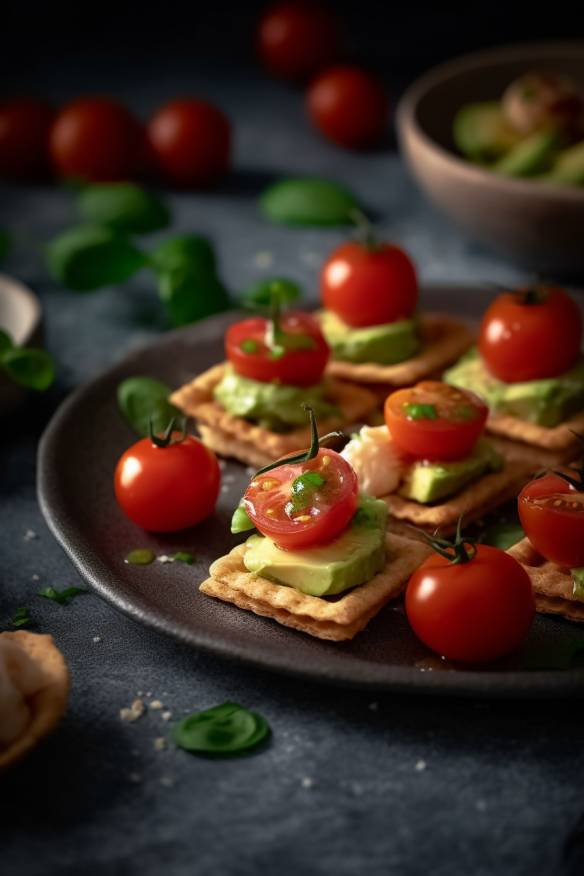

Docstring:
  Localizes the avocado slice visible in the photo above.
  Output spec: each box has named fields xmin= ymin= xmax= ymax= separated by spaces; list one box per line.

xmin=547 ymin=140 xmax=584 ymax=185
xmin=399 ymin=439 xmax=503 ymax=505
xmin=242 ymin=496 xmax=388 ymax=596
xmin=444 ymin=349 xmax=584 ymax=428
xmin=453 ymin=102 xmax=520 ymax=163
xmin=494 ymin=130 xmax=559 ymax=178
xmin=318 ymin=310 xmax=420 ymax=365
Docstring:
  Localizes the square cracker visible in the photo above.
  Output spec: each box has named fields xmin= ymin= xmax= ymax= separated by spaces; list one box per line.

xmin=507 ymin=538 xmax=584 ymax=623
xmin=170 ymin=363 xmax=379 ymax=467
xmin=486 ymin=409 xmax=584 ymax=456
xmin=200 ymin=533 xmax=431 ymax=641
xmin=325 ymin=313 xmax=473 ymax=387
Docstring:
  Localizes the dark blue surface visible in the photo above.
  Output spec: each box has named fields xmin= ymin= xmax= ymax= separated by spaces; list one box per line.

xmin=1 ymin=63 xmax=583 ymax=876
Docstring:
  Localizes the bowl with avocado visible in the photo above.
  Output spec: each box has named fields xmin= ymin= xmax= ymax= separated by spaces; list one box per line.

xmin=397 ymin=42 xmax=584 ymax=277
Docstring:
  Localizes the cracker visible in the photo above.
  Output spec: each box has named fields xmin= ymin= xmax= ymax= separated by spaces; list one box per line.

xmin=486 ymin=409 xmax=584 ymax=454
xmin=0 ymin=632 xmax=70 ymax=771
xmin=200 ymin=533 xmax=431 ymax=641
xmin=325 ymin=314 xmax=473 ymax=387
xmin=507 ymin=538 xmax=584 ymax=623
xmin=171 ymin=363 xmax=378 ymax=465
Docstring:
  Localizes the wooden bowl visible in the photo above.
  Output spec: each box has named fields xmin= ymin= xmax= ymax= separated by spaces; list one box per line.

xmin=397 ymin=42 xmax=584 ymax=278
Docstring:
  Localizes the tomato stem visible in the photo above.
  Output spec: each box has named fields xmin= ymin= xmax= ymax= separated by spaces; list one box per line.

xmin=253 ymin=405 xmax=344 ymax=477
xmin=423 ymin=516 xmax=477 ymax=565
xmin=551 ymin=431 xmax=584 ymax=491
xmin=349 ymin=207 xmax=378 ymax=250
xmin=149 ymin=416 xmax=187 ymax=448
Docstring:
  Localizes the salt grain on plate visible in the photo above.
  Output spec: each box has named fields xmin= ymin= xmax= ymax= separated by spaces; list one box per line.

xmin=301 ymin=776 xmax=314 ymax=789
xmin=92 ymin=636 xmax=102 ymax=643
xmin=415 ymin=760 xmax=427 ymax=772
xmin=23 ymin=529 xmax=37 ymax=541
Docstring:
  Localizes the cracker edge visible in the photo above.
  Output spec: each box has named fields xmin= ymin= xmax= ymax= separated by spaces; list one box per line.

xmin=508 ymin=537 xmax=584 ymax=623
xmin=487 ymin=408 xmax=584 ymax=453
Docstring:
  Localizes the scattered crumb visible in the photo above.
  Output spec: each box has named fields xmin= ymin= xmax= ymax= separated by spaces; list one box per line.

xmin=157 ymin=555 xmax=173 ymax=564
xmin=154 ymin=737 xmax=167 ymax=751
xmin=415 ymin=760 xmax=427 ymax=772
xmin=253 ymin=250 xmax=273 ymax=269
xmin=23 ymin=529 xmax=37 ymax=541
xmin=476 ymin=800 xmax=487 ymax=813
xmin=92 ymin=636 xmax=102 ymax=643
xmin=120 ymin=698 xmax=145 ymax=723
xmin=150 ymin=700 xmax=163 ymax=711
xmin=161 ymin=711 xmax=172 ymax=722
xmin=31 ymin=574 xmax=40 ymax=582
xmin=301 ymin=776 xmax=314 ymax=789
xmin=146 ymin=692 xmax=152 ymax=698
xmin=160 ymin=776 xmax=175 ymax=788
xmin=129 ymin=772 xmax=142 ymax=783
xmin=368 ymin=702 xmax=379 ymax=712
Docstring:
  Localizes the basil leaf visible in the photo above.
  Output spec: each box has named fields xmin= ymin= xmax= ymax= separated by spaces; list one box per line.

xmin=260 ymin=178 xmax=360 ymax=226
xmin=572 ymin=568 xmax=584 ymax=601
xmin=290 ymin=470 xmax=325 ymax=511
xmin=240 ymin=339 xmax=258 ymax=354
xmin=11 ymin=607 xmax=32 ymax=628
xmin=243 ymin=277 xmax=302 ymax=309
xmin=125 ymin=548 xmax=156 ymax=566
xmin=479 ymin=521 xmax=525 ymax=550
xmin=1 ymin=347 xmax=55 ymax=390
xmin=39 ymin=586 xmax=86 ymax=605
xmin=47 ymin=225 xmax=146 ymax=292
xmin=78 ymin=183 xmax=170 ymax=234
xmin=173 ymin=702 xmax=270 ymax=757
xmin=118 ymin=376 xmax=179 ymax=437
xmin=0 ymin=328 xmax=14 ymax=355
xmin=172 ymin=551 xmax=195 ymax=565
xmin=158 ymin=265 xmax=231 ymax=327
xmin=231 ymin=502 xmax=255 ymax=534
xmin=150 ymin=234 xmax=216 ymax=276
xmin=403 ymin=403 xmax=438 ymax=420
xmin=0 ymin=229 xmax=10 ymax=263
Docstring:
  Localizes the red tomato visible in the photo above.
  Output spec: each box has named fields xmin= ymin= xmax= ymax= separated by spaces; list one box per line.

xmin=518 ymin=473 xmax=584 ymax=567
xmin=321 ymin=240 xmax=418 ymax=327
xmin=49 ymin=98 xmax=141 ymax=182
xmin=257 ymin=2 xmax=340 ymax=81
xmin=478 ymin=286 xmax=583 ymax=383
xmin=114 ymin=432 xmax=220 ymax=532
xmin=406 ymin=544 xmax=535 ymax=663
xmin=0 ymin=98 xmax=55 ymax=179
xmin=226 ymin=311 xmax=330 ymax=387
xmin=384 ymin=381 xmax=488 ymax=462
xmin=244 ymin=448 xmax=358 ymax=549
xmin=147 ymin=99 xmax=230 ymax=188
xmin=307 ymin=65 xmax=388 ymax=148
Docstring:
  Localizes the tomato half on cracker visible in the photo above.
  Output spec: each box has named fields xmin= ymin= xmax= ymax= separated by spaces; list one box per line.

xmin=519 ymin=471 xmax=584 ymax=568
xmin=384 ymin=381 xmax=488 ymax=461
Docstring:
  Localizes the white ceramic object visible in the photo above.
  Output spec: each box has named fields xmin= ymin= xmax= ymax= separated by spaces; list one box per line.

xmin=0 ymin=274 xmax=43 ymax=413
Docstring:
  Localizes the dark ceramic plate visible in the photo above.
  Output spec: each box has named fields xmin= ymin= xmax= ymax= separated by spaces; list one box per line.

xmin=38 ymin=285 xmax=584 ymax=697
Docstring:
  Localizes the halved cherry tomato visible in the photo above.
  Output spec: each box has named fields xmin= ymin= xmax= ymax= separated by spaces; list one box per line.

xmin=478 ymin=286 xmax=582 ymax=383
xmin=384 ymin=381 xmax=488 ymax=462
xmin=226 ymin=311 xmax=330 ymax=387
xmin=0 ymin=98 xmax=55 ymax=179
xmin=50 ymin=97 xmax=142 ymax=182
xmin=321 ymin=239 xmax=418 ymax=327
xmin=406 ymin=544 xmax=534 ymax=663
xmin=244 ymin=448 xmax=358 ymax=550
xmin=257 ymin=2 xmax=341 ymax=82
xmin=518 ymin=473 xmax=584 ymax=567
xmin=307 ymin=65 xmax=388 ymax=148
xmin=114 ymin=432 xmax=220 ymax=532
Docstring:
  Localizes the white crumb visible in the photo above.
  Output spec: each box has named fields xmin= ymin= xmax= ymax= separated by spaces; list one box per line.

xmin=301 ymin=776 xmax=314 ymax=789
xmin=154 ymin=737 xmax=167 ymax=751
xmin=415 ymin=760 xmax=427 ymax=772
xmin=149 ymin=700 xmax=163 ymax=710
xmin=120 ymin=698 xmax=145 ymax=723
xmin=23 ymin=529 xmax=37 ymax=541
xmin=92 ymin=636 xmax=102 ymax=643
xmin=161 ymin=711 xmax=172 ymax=722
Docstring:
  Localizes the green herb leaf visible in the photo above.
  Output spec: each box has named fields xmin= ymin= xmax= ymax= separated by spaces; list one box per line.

xmin=172 ymin=551 xmax=195 ymax=565
xmin=11 ymin=607 xmax=32 ymax=628
xmin=78 ymin=183 xmax=170 ymax=234
xmin=572 ymin=567 xmax=584 ymax=601
xmin=231 ymin=502 xmax=255 ymax=534
xmin=268 ymin=344 xmax=286 ymax=360
xmin=125 ymin=548 xmax=156 ymax=566
xmin=118 ymin=376 xmax=179 ymax=437
xmin=479 ymin=521 xmax=525 ymax=550
xmin=0 ymin=229 xmax=10 ymax=263
xmin=158 ymin=265 xmax=231 ymax=327
xmin=150 ymin=234 xmax=216 ymax=276
xmin=403 ymin=403 xmax=438 ymax=420
xmin=240 ymin=339 xmax=258 ymax=354
xmin=173 ymin=702 xmax=270 ymax=757
xmin=47 ymin=225 xmax=146 ymax=292
xmin=243 ymin=277 xmax=302 ymax=309
xmin=260 ymin=178 xmax=360 ymax=227
xmin=1 ymin=347 xmax=55 ymax=390
xmin=290 ymin=470 xmax=325 ymax=511
xmin=39 ymin=586 xmax=87 ymax=605
xmin=0 ymin=328 xmax=14 ymax=355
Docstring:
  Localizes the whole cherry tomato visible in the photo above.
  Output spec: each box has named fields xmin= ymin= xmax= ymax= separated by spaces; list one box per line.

xmin=244 ymin=447 xmax=358 ymax=550
xmin=257 ymin=2 xmax=340 ymax=81
xmin=321 ymin=236 xmax=418 ymax=327
xmin=406 ymin=543 xmax=534 ymax=663
xmin=226 ymin=311 xmax=330 ymax=387
xmin=478 ymin=285 xmax=583 ymax=383
xmin=114 ymin=431 xmax=220 ymax=532
xmin=518 ymin=472 xmax=584 ymax=567
xmin=147 ymin=99 xmax=230 ymax=188
xmin=0 ymin=98 xmax=55 ymax=179
xmin=49 ymin=97 xmax=142 ymax=182
xmin=307 ymin=65 xmax=388 ymax=148
xmin=384 ymin=381 xmax=488 ymax=462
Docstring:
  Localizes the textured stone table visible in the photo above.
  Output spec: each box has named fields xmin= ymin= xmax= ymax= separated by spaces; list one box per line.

xmin=1 ymin=64 xmax=582 ymax=876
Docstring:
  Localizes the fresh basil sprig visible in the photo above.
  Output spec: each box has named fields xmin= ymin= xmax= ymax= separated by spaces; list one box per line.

xmin=260 ymin=177 xmax=361 ymax=227
xmin=173 ymin=702 xmax=270 ymax=757
xmin=0 ymin=328 xmax=55 ymax=391
xmin=11 ymin=606 xmax=32 ymax=628
xmin=243 ymin=277 xmax=301 ymax=310
xmin=118 ymin=376 xmax=180 ymax=437
xmin=47 ymin=224 xmax=147 ymax=292
xmin=39 ymin=586 xmax=87 ymax=605
xmin=78 ymin=183 xmax=170 ymax=234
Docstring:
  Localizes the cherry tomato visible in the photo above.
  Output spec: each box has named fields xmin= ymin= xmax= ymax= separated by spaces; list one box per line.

xmin=478 ymin=286 xmax=583 ymax=383
xmin=518 ymin=473 xmax=584 ymax=567
xmin=49 ymin=98 xmax=141 ymax=182
xmin=384 ymin=381 xmax=488 ymax=462
xmin=0 ymin=98 xmax=55 ymax=179
xmin=406 ymin=544 xmax=535 ymax=663
xmin=321 ymin=239 xmax=418 ymax=327
xmin=307 ymin=65 xmax=388 ymax=148
xmin=226 ymin=311 xmax=330 ymax=387
xmin=257 ymin=2 xmax=340 ymax=81
xmin=114 ymin=432 xmax=220 ymax=532
xmin=147 ymin=99 xmax=230 ymax=189
xmin=244 ymin=448 xmax=358 ymax=550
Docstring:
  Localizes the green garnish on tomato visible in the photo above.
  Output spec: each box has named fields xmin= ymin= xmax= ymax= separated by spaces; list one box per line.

xmin=403 ymin=402 xmax=438 ymax=421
